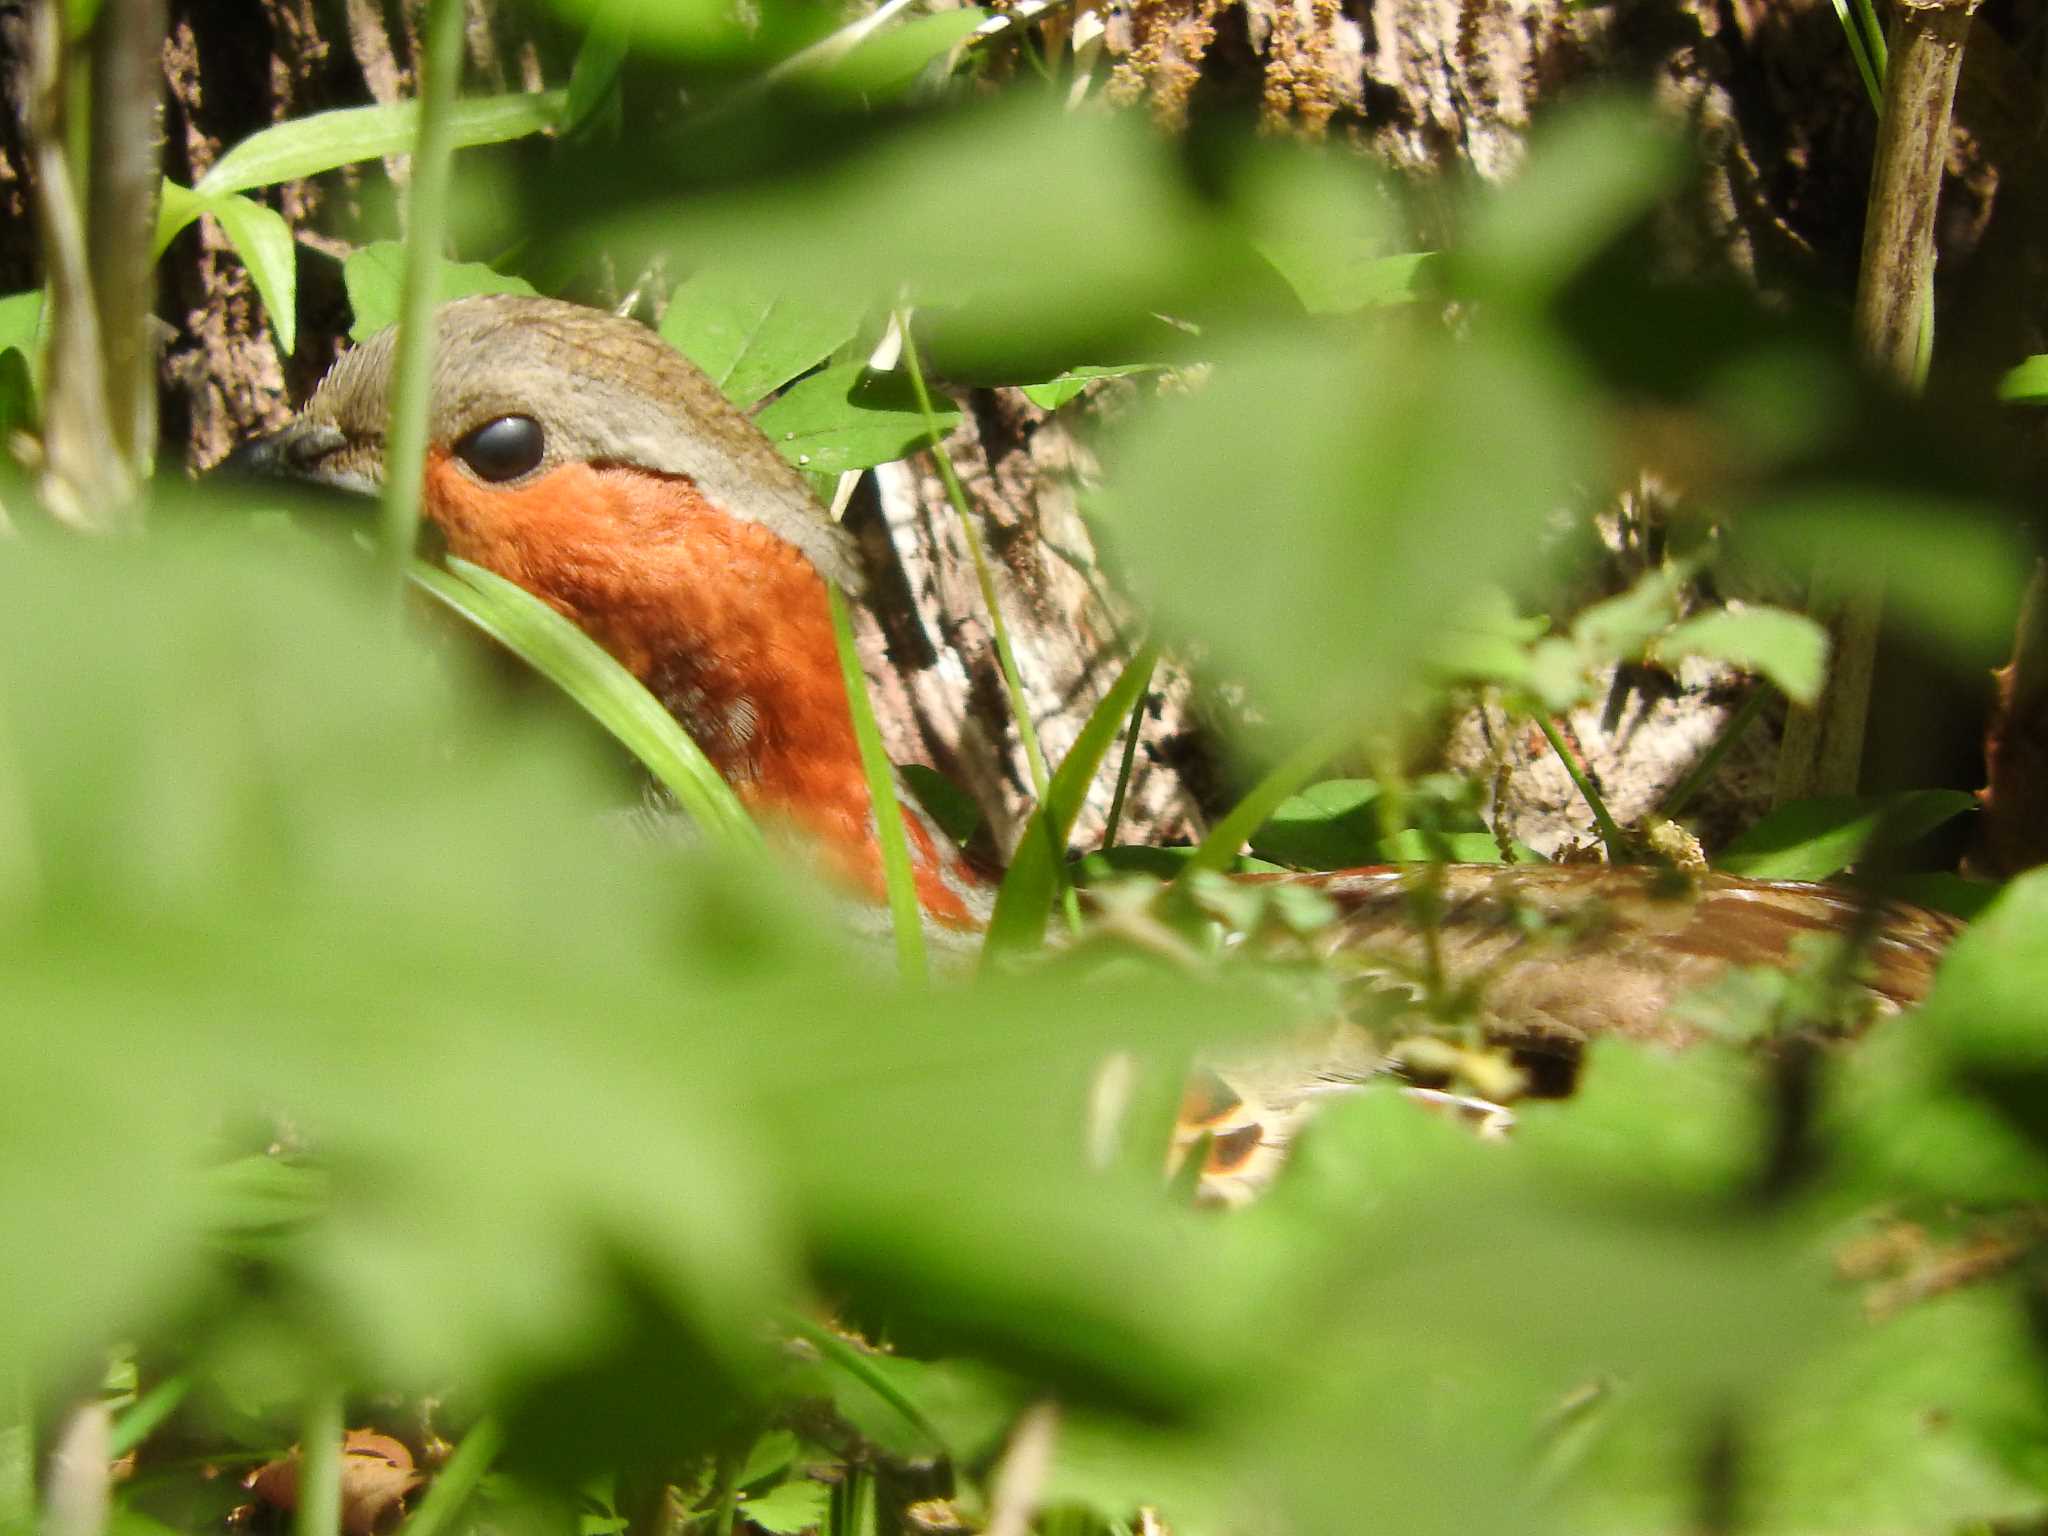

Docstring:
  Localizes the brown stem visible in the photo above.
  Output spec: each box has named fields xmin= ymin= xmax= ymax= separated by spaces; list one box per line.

xmin=1975 ymin=559 xmax=2048 ymax=876
xmin=1775 ymin=0 xmax=1980 ymax=805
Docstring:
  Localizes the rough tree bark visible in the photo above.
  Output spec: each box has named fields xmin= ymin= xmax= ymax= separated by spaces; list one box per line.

xmin=0 ymin=0 xmax=2040 ymax=859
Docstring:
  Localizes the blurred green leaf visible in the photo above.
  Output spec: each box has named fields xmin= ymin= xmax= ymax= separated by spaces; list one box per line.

xmin=1717 ymin=790 xmax=1975 ymax=879
xmin=1455 ymin=97 xmax=1683 ymax=306
xmin=1744 ymin=491 xmax=2026 ymax=661
xmin=195 ymin=90 xmax=569 ymax=198
xmin=1102 ymin=321 xmax=1595 ymax=738
xmin=753 ymin=362 xmax=960 ymax=474
xmin=211 ymin=193 xmax=299 ymax=355
xmin=659 ymin=269 xmax=866 ymax=406
xmin=805 ymin=9 xmax=989 ymax=97
xmin=1262 ymin=249 xmax=1437 ymax=316
xmin=344 ymin=243 xmax=538 ymax=340
xmin=0 ymin=290 xmax=42 ymax=359
xmin=564 ymin=3 xmax=635 ymax=135
xmin=1997 ymin=353 xmax=2048 ymax=404
xmin=1658 ymin=605 xmax=1826 ymax=705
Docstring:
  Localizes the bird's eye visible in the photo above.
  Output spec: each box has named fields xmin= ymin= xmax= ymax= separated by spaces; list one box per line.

xmin=454 ymin=415 xmax=545 ymax=482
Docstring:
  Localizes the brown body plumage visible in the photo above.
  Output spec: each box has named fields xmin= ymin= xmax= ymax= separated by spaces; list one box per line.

xmin=235 ymin=294 xmax=1965 ymax=1196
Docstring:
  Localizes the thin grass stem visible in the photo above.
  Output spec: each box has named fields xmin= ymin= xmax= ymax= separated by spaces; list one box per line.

xmin=1100 ymin=652 xmax=1155 ymax=848
xmin=1535 ymin=715 xmax=1628 ymax=859
xmin=294 ymin=1392 xmax=344 ymax=1536
xmin=1175 ymin=726 xmax=1347 ymax=883
xmin=830 ymin=583 xmax=929 ymax=985
xmin=1658 ymin=685 xmax=1771 ymax=820
xmin=896 ymin=311 xmax=1078 ymax=934
xmin=378 ymin=0 xmax=467 ymax=582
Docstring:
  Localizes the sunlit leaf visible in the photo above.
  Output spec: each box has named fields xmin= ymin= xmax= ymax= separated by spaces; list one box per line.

xmin=196 ymin=91 xmax=569 ymax=198
xmin=1717 ymin=790 xmax=1975 ymax=879
xmin=660 ymin=268 xmax=865 ymax=406
xmin=1658 ymin=605 xmax=1827 ymax=705
xmin=211 ymin=193 xmax=299 ymax=355
xmin=753 ymin=362 xmax=959 ymax=474
xmin=344 ymin=243 xmax=538 ymax=340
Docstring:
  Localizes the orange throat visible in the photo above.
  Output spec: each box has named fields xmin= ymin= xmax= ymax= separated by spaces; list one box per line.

xmin=424 ymin=450 xmax=990 ymax=928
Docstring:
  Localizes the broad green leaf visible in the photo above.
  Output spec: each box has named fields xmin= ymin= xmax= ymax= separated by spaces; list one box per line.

xmin=196 ymin=90 xmax=569 ymax=198
xmin=0 ymin=290 xmax=42 ymax=359
xmin=899 ymin=764 xmax=980 ymax=847
xmin=409 ymin=557 xmax=760 ymax=852
xmin=983 ymin=645 xmax=1158 ymax=961
xmin=344 ymin=243 xmax=538 ymax=340
xmin=1743 ymin=490 xmax=2026 ymax=661
xmin=1717 ymin=790 xmax=1975 ymax=879
xmin=1569 ymin=564 xmax=1687 ymax=663
xmin=211 ymin=193 xmax=299 ymax=355
xmin=753 ymin=362 xmax=960 ymax=475
xmin=1658 ymin=605 xmax=1827 ymax=705
xmin=1455 ymin=97 xmax=1684 ymax=306
xmin=564 ymin=3 xmax=635 ymax=134
xmin=805 ymin=8 xmax=989 ymax=97
xmin=1017 ymin=365 xmax=1160 ymax=412
xmin=1102 ymin=321 xmax=1593 ymax=740
xmin=660 ymin=268 xmax=865 ymax=406
xmin=1997 ymin=353 xmax=2048 ymax=404
xmin=737 ymin=1478 xmax=827 ymax=1535
xmin=1259 ymin=248 xmax=1437 ymax=316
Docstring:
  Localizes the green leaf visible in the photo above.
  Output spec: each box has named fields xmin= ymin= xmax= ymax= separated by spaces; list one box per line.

xmin=899 ymin=764 xmax=980 ymax=847
xmin=829 ymin=583 xmax=926 ymax=984
xmin=1717 ymin=789 xmax=1976 ymax=879
xmin=659 ymin=269 xmax=865 ymax=406
xmin=1259 ymin=248 xmax=1437 ymax=316
xmin=0 ymin=348 xmax=32 ymax=441
xmin=737 ymin=1478 xmax=827 ymax=1535
xmin=564 ymin=4 xmax=635 ymax=134
xmin=1017 ymin=365 xmax=1160 ymax=412
xmin=195 ymin=90 xmax=569 ymax=198
xmin=344 ymin=243 xmax=538 ymax=341
xmin=1997 ymin=353 xmax=2048 ymax=404
xmin=983 ymin=645 xmax=1158 ymax=962
xmin=1101 ymin=321 xmax=1594 ymax=740
xmin=1569 ymin=565 xmax=1687 ymax=664
xmin=211 ymin=193 xmax=299 ymax=355
xmin=753 ymin=363 xmax=960 ymax=475
xmin=0 ymin=290 xmax=42 ymax=359
xmin=805 ymin=8 xmax=989 ymax=97
xmin=1658 ymin=605 xmax=1827 ymax=705
xmin=1454 ymin=97 xmax=1684 ymax=307
xmin=409 ymin=557 xmax=761 ymax=852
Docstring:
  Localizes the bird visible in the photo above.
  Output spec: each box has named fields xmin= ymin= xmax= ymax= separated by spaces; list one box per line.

xmin=227 ymin=293 xmax=1964 ymax=1201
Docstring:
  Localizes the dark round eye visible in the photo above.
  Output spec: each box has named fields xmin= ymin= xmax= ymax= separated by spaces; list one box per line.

xmin=453 ymin=415 xmax=545 ymax=482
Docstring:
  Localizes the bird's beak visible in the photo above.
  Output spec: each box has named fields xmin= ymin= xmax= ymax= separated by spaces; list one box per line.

xmin=215 ymin=420 xmax=378 ymax=498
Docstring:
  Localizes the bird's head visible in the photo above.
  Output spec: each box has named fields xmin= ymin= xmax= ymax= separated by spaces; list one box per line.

xmin=234 ymin=294 xmax=985 ymax=927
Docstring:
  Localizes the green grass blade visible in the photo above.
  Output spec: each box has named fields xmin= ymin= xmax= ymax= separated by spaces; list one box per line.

xmin=829 ymin=582 xmax=928 ymax=985
xmin=294 ymin=1392 xmax=343 ymax=1536
xmin=896 ymin=313 xmax=1079 ymax=936
xmin=378 ymin=0 xmax=467 ymax=579
xmin=1172 ymin=726 xmax=1346 ymax=884
xmin=396 ymin=1417 xmax=503 ymax=1536
xmin=983 ymin=644 xmax=1158 ymax=963
xmin=411 ymin=558 xmax=762 ymax=852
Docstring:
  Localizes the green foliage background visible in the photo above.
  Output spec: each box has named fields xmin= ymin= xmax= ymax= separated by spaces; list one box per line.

xmin=2 ymin=1 xmax=2046 ymax=1534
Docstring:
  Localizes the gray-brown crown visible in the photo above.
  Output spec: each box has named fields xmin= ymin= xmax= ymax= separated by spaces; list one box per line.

xmin=293 ymin=294 xmax=860 ymax=589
